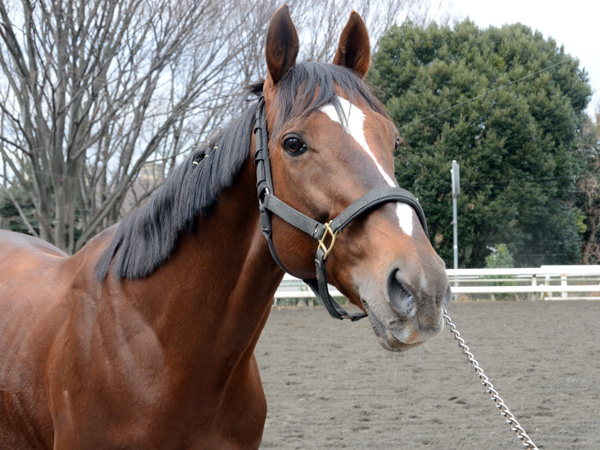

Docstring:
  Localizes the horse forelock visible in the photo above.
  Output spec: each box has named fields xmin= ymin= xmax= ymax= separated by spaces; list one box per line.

xmin=270 ymin=61 xmax=388 ymax=136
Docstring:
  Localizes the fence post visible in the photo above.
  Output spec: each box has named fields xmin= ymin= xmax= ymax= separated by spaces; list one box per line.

xmin=451 ymin=160 xmax=460 ymax=296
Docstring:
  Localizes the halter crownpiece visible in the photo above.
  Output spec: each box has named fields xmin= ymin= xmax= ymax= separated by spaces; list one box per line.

xmin=253 ymin=96 xmax=429 ymax=321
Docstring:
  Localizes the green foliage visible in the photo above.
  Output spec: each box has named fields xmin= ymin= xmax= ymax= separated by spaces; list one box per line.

xmin=0 ymin=186 xmax=39 ymax=235
xmin=369 ymin=20 xmax=591 ymax=267
xmin=484 ymin=243 xmax=516 ymax=300
xmin=485 ymin=243 xmax=514 ymax=268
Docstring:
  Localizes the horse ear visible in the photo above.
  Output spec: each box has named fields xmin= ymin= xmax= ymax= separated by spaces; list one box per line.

xmin=332 ymin=11 xmax=370 ymax=78
xmin=265 ymin=5 xmax=299 ymax=85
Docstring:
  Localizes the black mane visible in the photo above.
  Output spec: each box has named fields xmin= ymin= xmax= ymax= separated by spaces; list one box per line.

xmin=97 ymin=62 xmax=387 ymax=280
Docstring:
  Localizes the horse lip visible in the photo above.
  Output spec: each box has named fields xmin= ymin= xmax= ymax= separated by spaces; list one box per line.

xmin=360 ymin=298 xmax=424 ymax=351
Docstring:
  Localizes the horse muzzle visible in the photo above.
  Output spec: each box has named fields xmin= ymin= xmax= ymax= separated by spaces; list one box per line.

xmin=360 ymin=264 xmax=452 ymax=351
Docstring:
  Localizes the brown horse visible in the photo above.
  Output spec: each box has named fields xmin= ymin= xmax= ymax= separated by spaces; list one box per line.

xmin=0 ymin=6 xmax=450 ymax=449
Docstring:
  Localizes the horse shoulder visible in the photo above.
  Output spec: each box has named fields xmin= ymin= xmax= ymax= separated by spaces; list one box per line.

xmin=0 ymin=229 xmax=112 ymax=406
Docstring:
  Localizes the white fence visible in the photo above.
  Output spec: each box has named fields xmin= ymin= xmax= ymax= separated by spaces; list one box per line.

xmin=447 ymin=265 xmax=600 ymax=300
xmin=274 ymin=265 xmax=600 ymax=305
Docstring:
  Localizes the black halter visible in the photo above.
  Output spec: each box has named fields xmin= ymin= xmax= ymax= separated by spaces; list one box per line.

xmin=253 ymin=97 xmax=429 ymax=321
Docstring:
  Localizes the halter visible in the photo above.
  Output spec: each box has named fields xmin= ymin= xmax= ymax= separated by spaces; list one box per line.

xmin=253 ymin=96 xmax=429 ymax=321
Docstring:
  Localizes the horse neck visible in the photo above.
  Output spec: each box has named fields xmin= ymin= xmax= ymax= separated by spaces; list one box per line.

xmin=125 ymin=153 xmax=282 ymax=370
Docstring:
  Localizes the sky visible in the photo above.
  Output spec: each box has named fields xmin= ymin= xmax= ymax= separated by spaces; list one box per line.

xmin=441 ymin=0 xmax=600 ymax=117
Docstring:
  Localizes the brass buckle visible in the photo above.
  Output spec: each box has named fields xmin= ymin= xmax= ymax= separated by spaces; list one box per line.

xmin=318 ymin=221 xmax=338 ymax=261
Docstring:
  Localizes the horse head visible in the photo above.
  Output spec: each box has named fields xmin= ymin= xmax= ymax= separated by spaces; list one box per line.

xmin=258 ymin=6 xmax=451 ymax=351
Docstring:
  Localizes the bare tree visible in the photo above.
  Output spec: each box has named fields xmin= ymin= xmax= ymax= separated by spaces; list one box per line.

xmin=0 ymin=0 xmax=436 ymax=253
xmin=577 ymin=110 xmax=600 ymax=264
xmin=234 ymin=0 xmax=429 ymax=68
xmin=0 ymin=0 xmax=252 ymax=251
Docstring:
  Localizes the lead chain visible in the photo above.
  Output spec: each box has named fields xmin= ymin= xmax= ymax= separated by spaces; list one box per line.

xmin=443 ymin=310 xmax=539 ymax=450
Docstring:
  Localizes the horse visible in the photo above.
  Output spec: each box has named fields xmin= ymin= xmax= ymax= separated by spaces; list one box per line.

xmin=0 ymin=6 xmax=451 ymax=449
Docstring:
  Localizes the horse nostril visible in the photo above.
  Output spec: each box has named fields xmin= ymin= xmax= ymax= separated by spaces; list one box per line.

xmin=386 ymin=269 xmax=416 ymax=317
xmin=438 ymin=284 xmax=452 ymax=308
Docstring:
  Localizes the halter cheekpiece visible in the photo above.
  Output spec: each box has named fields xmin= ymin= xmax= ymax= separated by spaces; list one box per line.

xmin=253 ymin=96 xmax=429 ymax=321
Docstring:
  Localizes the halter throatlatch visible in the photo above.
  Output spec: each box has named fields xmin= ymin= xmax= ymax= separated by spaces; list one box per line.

xmin=253 ymin=97 xmax=429 ymax=321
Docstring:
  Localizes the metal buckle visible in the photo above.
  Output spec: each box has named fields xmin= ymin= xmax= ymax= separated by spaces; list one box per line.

xmin=258 ymin=188 xmax=270 ymax=206
xmin=318 ymin=221 xmax=338 ymax=260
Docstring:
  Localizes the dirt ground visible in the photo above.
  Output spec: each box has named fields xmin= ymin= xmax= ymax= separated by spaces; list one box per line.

xmin=255 ymin=300 xmax=600 ymax=449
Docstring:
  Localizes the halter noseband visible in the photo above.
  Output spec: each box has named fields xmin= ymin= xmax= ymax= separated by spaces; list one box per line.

xmin=253 ymin=97 xmax=429 ymax=321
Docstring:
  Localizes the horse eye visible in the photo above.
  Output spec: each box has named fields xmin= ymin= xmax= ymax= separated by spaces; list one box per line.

xmin=283 ymin=136 xmax=307 ymax=155
xmin=394 ymin=136 xmax=401 ymax=152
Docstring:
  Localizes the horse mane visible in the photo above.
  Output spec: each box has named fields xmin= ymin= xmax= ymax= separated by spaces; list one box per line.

xmin=96 ymin=62 xmax=387 ymax=281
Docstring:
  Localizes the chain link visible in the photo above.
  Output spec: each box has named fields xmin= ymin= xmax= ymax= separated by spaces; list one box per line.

xmin=443 ymin=310 xmax=539 ymax=449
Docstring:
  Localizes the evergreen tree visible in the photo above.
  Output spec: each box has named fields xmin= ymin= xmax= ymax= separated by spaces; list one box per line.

xmin=370 ymin=20 xmax=591 ymax=267
xmin=0 ymin=185 xmax=39 ymax=235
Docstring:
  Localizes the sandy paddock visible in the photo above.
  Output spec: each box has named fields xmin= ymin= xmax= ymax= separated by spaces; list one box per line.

xmin=256 ymin=300 xmax=600 ymax=449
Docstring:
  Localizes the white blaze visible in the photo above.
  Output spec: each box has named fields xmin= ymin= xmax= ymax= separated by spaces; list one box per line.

xmin=321 ymin=97 xmax=414 ymax=236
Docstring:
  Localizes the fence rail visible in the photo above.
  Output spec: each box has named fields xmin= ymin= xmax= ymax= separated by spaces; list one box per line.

xmin=274 ymin=266 xmax=600 ymax=304
xmin=447 ymin=265 xmax=600 ymax=300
